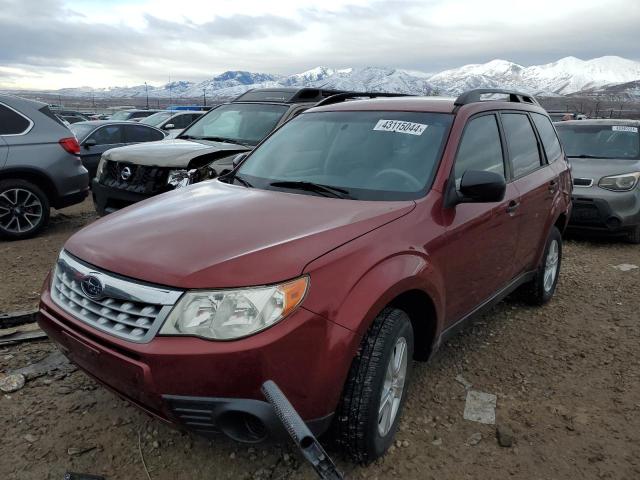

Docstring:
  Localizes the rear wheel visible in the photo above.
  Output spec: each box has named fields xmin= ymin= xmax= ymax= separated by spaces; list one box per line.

xmin=0 ymin=179 xmax=50 ymax=240
xmin=522 ymin=226 xmax=562 ymax=305
xmin=334 ymin=308 xmax=414 ymax=463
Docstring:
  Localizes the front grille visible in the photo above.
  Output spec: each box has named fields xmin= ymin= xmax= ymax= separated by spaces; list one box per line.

xmin=100 ymin=160 xmax=171 ymax=195
xmin=573 ymin=178 xmax=593 ymax=187
xmin=51 ymin=250 xmax=183 ymax=343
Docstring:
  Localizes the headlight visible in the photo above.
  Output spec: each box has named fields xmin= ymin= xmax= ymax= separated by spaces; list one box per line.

xmin=96 ymin=157 xmax=107 ymax=179
xmin=167 ymin=169 xmax=198 ymax=188
xmin=159 ymin=276 xmax=309 ymax=340
xmin=598 ymin=172 xmax=640 ymax=191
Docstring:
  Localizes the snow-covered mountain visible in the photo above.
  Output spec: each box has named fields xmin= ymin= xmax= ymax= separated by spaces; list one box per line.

xmin=8 ymin=56 xmax=640 ymax=99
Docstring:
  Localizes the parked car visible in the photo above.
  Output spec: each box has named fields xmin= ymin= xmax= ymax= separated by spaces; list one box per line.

xmin=57 ymin=114 xmax=88 ymax=124
xmin=91 ymin=87 xmax=351 ymax=215
xmin=38 ymin=89 xmax=571 ymax=462
xmin=108 ymin=109 xmax=163 ymax=122
xmin=0 ymin=95 xmax=89 ymax=239
xmin=555 ymin=119 xmax=640 ymax=242
xmin=140 ymin=110 xmax=205 ymax=137
xmin=69 ymin=121 xmax=166 ymax=179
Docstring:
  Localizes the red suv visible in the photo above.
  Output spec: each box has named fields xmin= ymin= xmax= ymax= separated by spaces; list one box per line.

xmin=38 ymin=89 xmax=571 ymax=462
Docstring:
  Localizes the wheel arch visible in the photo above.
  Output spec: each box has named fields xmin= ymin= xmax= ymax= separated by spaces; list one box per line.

xmin=0 ymin=168 xmax=58 ymax=205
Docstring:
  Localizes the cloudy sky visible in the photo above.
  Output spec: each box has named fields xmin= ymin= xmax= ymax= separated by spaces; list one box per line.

xmin=1 ymin=0 xmax=639 ymax=89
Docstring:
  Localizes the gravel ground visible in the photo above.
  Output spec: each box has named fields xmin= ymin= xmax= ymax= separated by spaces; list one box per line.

xmin=1 ymin=199 xmax=639 ymax=480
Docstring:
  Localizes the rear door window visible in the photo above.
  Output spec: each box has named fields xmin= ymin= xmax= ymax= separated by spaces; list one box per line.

xmin=124 ymin=124 xmax=164 ymax=143
xmin=0 ymin=104 xmax=32 ymax=135
xmin=88 ymin=125 xmax=123 ymax=145
xmin=501 ymin=113 xmax=543 ymax=178
xmin=531 ymin=113 xmax=562 ymax=163
xmin=454 ymin=114 xmax=505 ymax=185
xmin=171 ymin=114 xmax=192 ymax=129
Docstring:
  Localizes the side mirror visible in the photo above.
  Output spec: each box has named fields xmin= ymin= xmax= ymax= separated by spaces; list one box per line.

xmin=232 ymin=153 xmax=248 ymax=168
xmin=445 ymin=170 xmax=506 ymax=207
xmin=458 ymin=170 xmax=506 ymax=203
xmin=83 ymin=138 xmax=97 ymax=148
xmin=163 ymin=123 xmax=175 ymax=130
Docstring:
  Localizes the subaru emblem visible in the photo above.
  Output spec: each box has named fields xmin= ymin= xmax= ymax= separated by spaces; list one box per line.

xmin=81 ymin=275 xmax=104 ymax=300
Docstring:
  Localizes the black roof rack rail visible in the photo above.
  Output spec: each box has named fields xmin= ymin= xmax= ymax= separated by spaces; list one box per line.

xmin=315 ymin=91 xmax=412 ymax=107
xmin=454 ymin=89 xmax=539 ymax=107
xmin=233 ymin=87 xmax=351 ymax=104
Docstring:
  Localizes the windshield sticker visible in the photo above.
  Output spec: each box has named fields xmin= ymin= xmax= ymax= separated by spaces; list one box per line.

xmin=612 ymin=126 xmax=638 ymax=133
xmin=373 ymin=119 xmax=428 ymax=136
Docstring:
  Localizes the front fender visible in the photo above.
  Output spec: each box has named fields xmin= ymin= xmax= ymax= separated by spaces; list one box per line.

xmin=304 ymin=250 xmax=445 ymax=342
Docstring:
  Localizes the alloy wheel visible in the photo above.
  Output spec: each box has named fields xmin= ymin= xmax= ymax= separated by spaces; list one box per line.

xmin=543 ymin=239 xmax=559 ymax=292
xmin=378 ymin=336 xmax=408 ymax=437
xmin=0 ymin=188 xmax=43 ymax=234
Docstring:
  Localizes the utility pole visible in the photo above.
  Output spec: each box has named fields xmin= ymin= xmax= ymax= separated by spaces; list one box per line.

xmin=203 ymin=88 xmax=207 ymax=107
xmin=145 ymin=82 xmax=149 ymax=109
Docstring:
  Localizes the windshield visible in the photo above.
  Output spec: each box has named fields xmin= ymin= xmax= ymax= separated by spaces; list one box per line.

xmin=140 ymin=111 xmax=172 ymax=126
xmin=69 ymin=123 xmax=96 ymax=140
xmin=235 ymin=111 xmax=453 ymax=201
xmin=110 ymin=111 xmax=132 ymax=120
xmin=556 ymin=124 xmax=640 ymax=159
xmin=180 ymin=103 xmax=288 ymax=146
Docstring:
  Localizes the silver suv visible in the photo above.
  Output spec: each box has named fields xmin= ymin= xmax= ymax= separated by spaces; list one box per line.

xmin=0 ymin=95 xmax=89 ymax=239
xmin=556 ymin=119 xmax=640 ymax=243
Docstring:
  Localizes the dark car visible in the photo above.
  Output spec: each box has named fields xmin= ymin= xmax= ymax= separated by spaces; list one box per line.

xmin=140 ymin=110 xmax=205 ymax=138
xmin=91 ymin=88 xmax=352 ymax=215
xmin=39 ymin=89 xmax=571 ymax=462
xmin=69 ymin=121 xmax=166 ymax=179
xmin=0 ymin=94 xmax=89 ymax=239
xmin=108 ymin=109 xmax=163 ymax=122
xmin=556 ymin=119 xmax=640 ymax=242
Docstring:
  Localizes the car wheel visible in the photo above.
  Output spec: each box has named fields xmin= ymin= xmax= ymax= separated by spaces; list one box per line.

xmin=0 ymin=179 xmax=50 ymax=240
xmin=627 ymin=226 xmax=640 ymax=244
xmin=523 ymin=226 xmax=562 ymax=305
xmin=334 ymin=307 xmax=414 ymax=463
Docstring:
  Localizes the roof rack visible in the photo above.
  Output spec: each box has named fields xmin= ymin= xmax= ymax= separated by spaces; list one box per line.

xmin=233 ymin=87 xmax=350 ymax=104
xmin=454 ymin=89 xmax=539 ymax=107
xmin=315 ymin=92 xmax=412 ymax=107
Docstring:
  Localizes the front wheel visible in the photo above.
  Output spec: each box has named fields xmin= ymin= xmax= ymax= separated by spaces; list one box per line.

xmin=334 ymin=308 xmax=414 ymax=463
xmin=522 ymin=226 xmax=562 ymax=305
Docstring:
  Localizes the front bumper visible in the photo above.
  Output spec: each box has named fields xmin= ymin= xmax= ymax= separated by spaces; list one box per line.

xmin=38 ymin=282 xmax=356 ymax=441
xmin=569 ymin=188 xmax=640 ymax=234
xmin=92 ymin=179 xmax=155 ymax=215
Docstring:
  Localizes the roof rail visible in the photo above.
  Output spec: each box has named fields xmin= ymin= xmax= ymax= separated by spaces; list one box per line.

xmin=315 ymin=91 xmax=412 ymax=107
xmin=454 ymin=89 xmax=539 ymax=107
xmin=233 ymin=87 xmax=351 ymax=103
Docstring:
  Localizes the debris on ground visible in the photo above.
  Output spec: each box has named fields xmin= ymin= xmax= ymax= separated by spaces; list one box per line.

xmin=0 ymin=372 xmax=25 ymax=392
xmin=67 ymin=446 xmax=97 ymax=456
xmin=467 ymin=432 xmax=482 ymax=446
xmin=463 ymin=390 xmax=497 ymax=425
xmin=11 ymin=350 xmax=74 ymax=380
xmin=0 ymin=310 xmax=38 ymax=329
xmin=0 ymin=322 xmax=47 ymax=345
xmin=611 ymin=263 xmax=639 ymax=272
xmin=497 ymin=425 xmax=514 ymax=447
xmin=455 ymin=374 xmax=473 ymax=390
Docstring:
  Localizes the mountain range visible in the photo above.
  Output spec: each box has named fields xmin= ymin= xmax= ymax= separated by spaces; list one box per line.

xmin=6 ymin=56 xmax=640 ymax=100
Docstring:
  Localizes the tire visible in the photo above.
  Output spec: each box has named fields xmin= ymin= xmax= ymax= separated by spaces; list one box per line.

xmin=522 ymin=226 xmax=562 ymax=305
xmin=627 ymin=226 xmax=640 ymax=244
xmin=334 ymin=307 xmax=414 ymax=463
xmin=0 ymin=179 xmax=50 ymax=240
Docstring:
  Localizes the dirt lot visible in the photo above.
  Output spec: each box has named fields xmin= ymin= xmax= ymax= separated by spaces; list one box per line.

xmin=1 ymin=199 xmax=639 ymax=480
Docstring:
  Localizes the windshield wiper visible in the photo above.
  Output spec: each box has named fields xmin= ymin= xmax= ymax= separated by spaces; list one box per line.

xmin=198 ymin=136 xmax=250 ymax=146
xmin=269 ymin=180 xmax=351 ymax=199
xmin=570 ymin=154 xmax=603 ymax=159
xmin=230 ymin=174 xmax=253 ymax=188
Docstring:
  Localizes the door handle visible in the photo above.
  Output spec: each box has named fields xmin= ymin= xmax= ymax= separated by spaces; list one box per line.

xmin=548 ymin=179 xmax=558 ymax=193
xmin=506 ymin=200 xmax=520 ymax=214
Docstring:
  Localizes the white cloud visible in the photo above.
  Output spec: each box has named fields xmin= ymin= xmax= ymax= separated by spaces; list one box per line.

xmin=1 ymin=0 xmax=639 ymax=89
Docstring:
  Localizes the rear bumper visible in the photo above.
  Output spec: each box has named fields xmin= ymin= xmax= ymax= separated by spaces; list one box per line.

xmin=54 ymin=187 xmax=89 ymax=209
xmin=38 ymin=283 xmax=355 ymax=441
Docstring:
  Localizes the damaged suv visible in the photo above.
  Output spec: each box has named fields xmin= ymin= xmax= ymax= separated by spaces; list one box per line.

xmin=91 ymin=88 xmax=350 ymax=215
xmin=39 ymin=89 xmax=571 ymax=462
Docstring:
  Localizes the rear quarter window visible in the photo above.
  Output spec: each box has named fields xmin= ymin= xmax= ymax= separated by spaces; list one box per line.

xmin=0 ymin=104 xmax=32 ymax=135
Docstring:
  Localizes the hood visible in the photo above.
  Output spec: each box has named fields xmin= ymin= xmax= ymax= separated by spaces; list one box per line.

xmin=65 ymin=181 xmax=414 ymax=289
xmin=103 ymin=138 xmax=251 ymax=168
xmin=568 ymin=157 xmax=640 ymax=185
